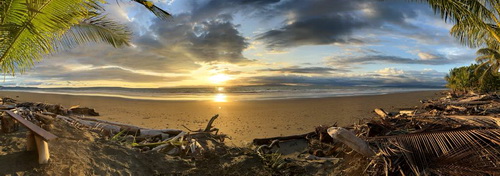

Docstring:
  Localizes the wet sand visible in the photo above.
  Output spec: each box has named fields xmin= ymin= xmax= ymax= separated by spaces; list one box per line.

xmin=0 ymin=90 xmax=442 ymax=145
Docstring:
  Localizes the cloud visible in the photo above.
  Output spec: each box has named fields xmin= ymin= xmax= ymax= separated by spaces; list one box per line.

xmin=260 ymin=66 xmax=347 ymax=74
xmin=24 ymin=65 xmax=187 ymax=83
xmin=240 ymin=68 xmax=446 ymax=87
xmin=327 ymin=54 xmax=454 ymax=68
xmin=254 ymin=0 xmax=425 ymax=49
xmin=376 ymin=68 xmax=405 ymax=75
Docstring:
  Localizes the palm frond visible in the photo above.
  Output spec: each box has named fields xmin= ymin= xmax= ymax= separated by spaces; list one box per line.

xmin=0 ymin=0 xmax=131 ymax=74
xmin=370 ymin=129 xmax=500 ymax=175
xmin=58 ymin=14 xmax=131 ymax=49
xmin=131 ymin=0 xmax=171 ymax=20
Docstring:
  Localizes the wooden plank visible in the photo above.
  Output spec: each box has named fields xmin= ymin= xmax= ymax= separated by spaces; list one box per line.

xmin=4 ymin=110 xmax=57 ymax=141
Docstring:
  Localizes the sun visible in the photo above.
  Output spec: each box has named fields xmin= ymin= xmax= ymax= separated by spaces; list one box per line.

xmin=209 ymin=74 xmax=231 ymax=84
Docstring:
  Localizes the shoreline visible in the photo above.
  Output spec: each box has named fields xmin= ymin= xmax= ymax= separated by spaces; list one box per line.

xmin=0 ymin=88 xmax=445 ymax=102
xmin=0 ymin=90 xmax=443 ymax=145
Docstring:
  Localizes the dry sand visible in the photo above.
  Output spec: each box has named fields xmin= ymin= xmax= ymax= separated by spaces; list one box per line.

xmin=0 ymin=90 xmax=442 ymax=146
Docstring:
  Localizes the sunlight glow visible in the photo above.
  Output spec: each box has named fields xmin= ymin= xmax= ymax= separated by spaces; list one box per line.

xmin=209 ymin=74 xmax=231 ymax=84
xmin=217 ymin=87 xmax=225 ymax=92
xmin=213 ymin=93 xmax=227 ymax=102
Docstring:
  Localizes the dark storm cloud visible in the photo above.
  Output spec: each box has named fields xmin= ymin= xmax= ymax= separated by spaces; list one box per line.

xmin=260 ymin=66 xmax=348 ymax=74
xmin=253 ymin=0 xmax=427 ymax=49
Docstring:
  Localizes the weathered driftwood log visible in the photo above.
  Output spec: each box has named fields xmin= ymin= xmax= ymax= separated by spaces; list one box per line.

xmin=398 ymin=110 xmax=415 ymax=117
xmin=253 ymin=132 xmax=315 ymax=145
xmin=445 ymin=105 xmax=467 ymax=111
xmin=458 ymin=95 xmax=489 ymax=102
xmin=447 ymin=101 xmax=491 ymax=105
xmin=327 ymin=127 xmax=375 ymax=157
xmin=56 ymin=115 xmax=183 ymax=138
xmin=374 ymin=108 xmax=388 ymax=119
xmin=34 ymin=113 xmax=54 ymax=124
xmin=34 ymin=135 xmax=50 ymax=164
xmin=446 ymin=115 xmax=500 ymax=127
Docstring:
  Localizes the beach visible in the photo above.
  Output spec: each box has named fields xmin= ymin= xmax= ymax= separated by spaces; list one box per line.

xmin=0 ymin=90 xmax=442 ymax=145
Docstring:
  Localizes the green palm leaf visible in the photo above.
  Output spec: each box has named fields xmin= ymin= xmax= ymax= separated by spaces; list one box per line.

xmin=0 ymin=0 xmax=171 ymax=75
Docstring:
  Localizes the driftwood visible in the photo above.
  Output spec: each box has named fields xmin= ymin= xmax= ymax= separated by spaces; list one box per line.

xmin=398 ymin=110 xmax=415 ymax=117
xmin=253 ymin=132 xmax=315 ymax=145
xmin=446 ymin=115 xmax=500 ymax=127
xmin=57 ymin=115 xmax=183 ymax=139
xmin=447 ymin=101 xmax=491 ymax=105
xmin=374 ymin=108 xmax=388 ymax=119
xmin=327 ymin=127 xmax=374 ymax=157
xmin=69 ymin=106 xmax=99 ymax=116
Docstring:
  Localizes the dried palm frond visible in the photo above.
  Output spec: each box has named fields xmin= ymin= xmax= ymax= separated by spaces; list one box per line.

xmin=368 ymin=129 xmax=500 ymax=176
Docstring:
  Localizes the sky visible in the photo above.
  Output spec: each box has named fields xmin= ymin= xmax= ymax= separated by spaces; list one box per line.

xmin=3 ymin=0 xmax=479 ymax=88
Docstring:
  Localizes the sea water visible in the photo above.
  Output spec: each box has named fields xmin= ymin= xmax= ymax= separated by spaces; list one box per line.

xmin=0 ymin=86 xmax=444 ymax=102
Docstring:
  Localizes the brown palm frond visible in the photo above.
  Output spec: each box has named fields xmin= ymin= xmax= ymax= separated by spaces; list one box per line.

xmin=368 ymin=129 xmax=500 ymax=175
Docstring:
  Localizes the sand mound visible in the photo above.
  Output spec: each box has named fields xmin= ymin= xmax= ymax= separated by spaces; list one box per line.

xmin=0 ymin=118 xmax=335 ymax=175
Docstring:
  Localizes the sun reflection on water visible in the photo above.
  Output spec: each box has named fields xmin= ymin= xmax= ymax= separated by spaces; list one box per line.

xmin=213 ymin=93 xmax=227 ymax=102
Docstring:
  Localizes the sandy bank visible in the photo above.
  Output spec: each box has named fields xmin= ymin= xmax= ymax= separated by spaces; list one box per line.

xmin=0 ymin=90 xmax=442 ymax=145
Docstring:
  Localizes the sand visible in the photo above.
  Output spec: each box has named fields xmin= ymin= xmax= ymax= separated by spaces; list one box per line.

xmin=0 ymin=90 xmax=442 ymax=146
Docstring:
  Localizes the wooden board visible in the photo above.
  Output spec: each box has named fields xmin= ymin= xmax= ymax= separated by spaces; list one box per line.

xmin=4 ymin=110 xmax=57 ymax=141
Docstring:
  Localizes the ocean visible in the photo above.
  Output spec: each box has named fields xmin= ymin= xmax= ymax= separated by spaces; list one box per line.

xmin=0 ymin=86 xmax=445 ymax=102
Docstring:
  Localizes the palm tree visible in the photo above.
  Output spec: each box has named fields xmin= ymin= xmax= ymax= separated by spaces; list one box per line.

xmin=0 ymin=0 xmax=170 ymax=75
xmin=418 ymin=0 xmax=500 ymax=48
xmin=418 ymin=1 xmax=500 ymax=82
xmin=475 ymin=47 xmax=500 ymax=78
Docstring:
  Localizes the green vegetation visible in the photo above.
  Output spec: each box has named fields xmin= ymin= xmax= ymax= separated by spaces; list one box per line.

xmin=0 ymin=0 xmax=170 ymax=75
xmin=445 ymin=64 xmax=500 ymax=93
xmin=419 ymin=0 xmax=500 ymax=92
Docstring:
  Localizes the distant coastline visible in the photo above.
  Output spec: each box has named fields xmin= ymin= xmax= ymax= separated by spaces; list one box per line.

xmin=0 ymin=86 xmax=446 ymax=101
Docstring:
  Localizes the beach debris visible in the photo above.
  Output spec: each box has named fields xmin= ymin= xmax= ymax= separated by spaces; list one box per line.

xmin=249 ymin=91 xmax=500 ymax=175
xmin=373 ymin=108 xmax=388 ymax=119
xmin=0 ymin=91 xmax=498 ymax=174
xmin=69 ymin=106 xmax=100 ymax=116
xmin=327 ymin=127 xmax=374 ymax=157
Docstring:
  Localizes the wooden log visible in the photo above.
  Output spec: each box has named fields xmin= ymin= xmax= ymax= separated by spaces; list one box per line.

xmin=327 ymin=127 xmax=374 ymax=157
xmin=34 ymin=135 xmax=50 ymax=164
xmin=445 ymin=105 xmax=467 ymax=111
xmin=57 ymin=115 xmax=182 ymax=138
xmin=34 ymin=113 xmax=54 ymax=124
xmin=398 ymin=110 xmax=415 ymax=117
xmin=26 ymin=131 xmax=36 ymax=151
xmin=447 ymin=101 xmax=491 ymax=105
xmin=253 ymin=132 xmax=315 ymax=145
xmin=374 ymin=108 xmax=388 ymax=119
xmin=458 ymin=95 xmax=488 ymax=102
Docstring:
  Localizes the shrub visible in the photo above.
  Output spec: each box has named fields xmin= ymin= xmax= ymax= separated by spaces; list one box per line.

xmin=445 ymin=64 xmax=500 ymax=93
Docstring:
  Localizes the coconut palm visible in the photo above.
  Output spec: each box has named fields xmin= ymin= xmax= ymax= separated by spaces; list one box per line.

xmin=475 ymin=47 xmax=500 ymax=77
xmin=418 ymin=1 xmax=500 ymax=84
xmin=418 ymin=0 xmax=500 ymax=48
xmin=0 ymin=0 xmax=170 ymax=75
